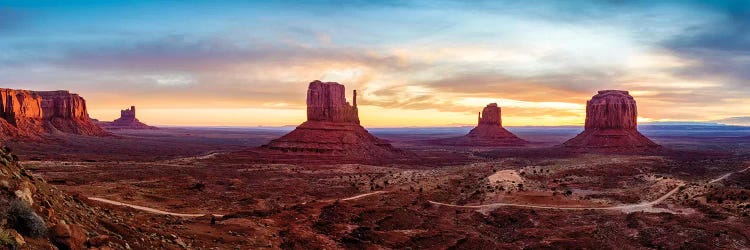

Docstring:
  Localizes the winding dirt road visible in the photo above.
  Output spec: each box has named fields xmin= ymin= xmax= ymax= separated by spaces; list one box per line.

xmin=87 ymin=164 xmax=749 ymax=217
xmin=88 ymin=197 xmax=224 ymax=218
xmin=431 ymin=164 xmax=750 ymax=213
xmin=429 ymin=183 xmax=684 ymax=213
xmin=88 ymin=191 xmax=388 ymax=218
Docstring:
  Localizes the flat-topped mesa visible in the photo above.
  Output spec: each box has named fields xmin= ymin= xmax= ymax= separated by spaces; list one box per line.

xmin=436 ymin=103 xmax=527 ymax=146
xmin=0 ymin=88 xmax=106 ymax=139
xmin=306 ymin=80 xmax=360 ymax=124
xmin=563 ymin=90 xmax=659 ymax=152
xmin=478 ymin=103 xmax=502 ymax=126
xmin=262 ymin=80 xmax=404 ymax=162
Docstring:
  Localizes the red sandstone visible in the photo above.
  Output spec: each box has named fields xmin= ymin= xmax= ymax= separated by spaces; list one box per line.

xmin=436 ymin=103 xmax=527 ymax=146
xmin=0 ymin=88 xmax=106 ymax=139
xmin=563 ymin=90 xmax=659 ymax=152
xmin=263 ymin=80 xmax=403 ymax=161
xmin=97 ymin=106 xmax=157 ymax=130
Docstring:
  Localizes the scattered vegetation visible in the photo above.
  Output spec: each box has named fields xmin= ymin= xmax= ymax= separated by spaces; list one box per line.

xmin=4 ymin=199 xmax=47 ymax=237
xmin=0 ymin=228 xmax=18 ymax=248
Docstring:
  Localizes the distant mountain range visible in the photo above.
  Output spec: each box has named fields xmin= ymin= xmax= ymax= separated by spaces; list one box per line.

xmin=712 ymin=117 xmax=750 ymax=126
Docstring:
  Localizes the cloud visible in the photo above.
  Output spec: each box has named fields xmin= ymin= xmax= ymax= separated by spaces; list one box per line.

xmin=714 ymin=116 xmax=750 ymax=126
xmin=662 ymin=1 xmax=750 ymax=89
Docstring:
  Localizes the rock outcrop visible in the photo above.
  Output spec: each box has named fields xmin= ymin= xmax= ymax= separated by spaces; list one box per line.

xmin=0 ymin=89 xmax=106 ymax=139
xmin=436 ymin=103 xmax=527 ymax=146
xmin=97 ymin=106 xmax=156 ymax=130
xmin=563 ymin=90 xmax=660 ymax=152
xmin=0 ymin=145 xmax=177 ymax=249
xmin=262 ymin=80 xmax=404 ymax=162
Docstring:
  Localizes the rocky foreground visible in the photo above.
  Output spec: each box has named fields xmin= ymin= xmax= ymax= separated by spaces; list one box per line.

xmin=0 ymin=145 xmax=184 ymax=249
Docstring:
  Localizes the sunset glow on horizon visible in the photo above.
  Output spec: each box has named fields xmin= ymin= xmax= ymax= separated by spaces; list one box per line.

xmin=4 ymin=1 xmax=750 ymax=127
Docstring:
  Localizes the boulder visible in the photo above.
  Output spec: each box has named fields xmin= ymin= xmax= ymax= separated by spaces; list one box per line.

xmin=49 ymin=223 xmax=87 ymax=250
xmin=562 ymin=90 xmax=660 ymax=152
xmin=435 ymin=103 xmax=527 ymax=146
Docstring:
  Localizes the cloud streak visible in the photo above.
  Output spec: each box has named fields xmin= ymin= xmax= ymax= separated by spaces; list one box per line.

xmin=2 ymin=1 xmax=750 ymax=126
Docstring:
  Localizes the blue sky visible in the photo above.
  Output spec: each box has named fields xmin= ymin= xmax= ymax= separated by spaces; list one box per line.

xmin=2 ymin=0 xmax=750 ymax=126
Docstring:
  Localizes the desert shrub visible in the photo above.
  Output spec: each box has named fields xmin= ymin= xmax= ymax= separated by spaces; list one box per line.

xmin=0 ymin=228 xmax=18 ymax=248
xmin=5 ymin=199 xmax=47 ymax=237
xmin=189 ymin=182 xmax=205 ymax=191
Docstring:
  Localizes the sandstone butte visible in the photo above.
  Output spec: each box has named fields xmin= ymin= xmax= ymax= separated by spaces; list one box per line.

xmin=563 ymin=90 xmax=660 ymax=152
xmin=263 ymin=80 xmax=403 ymax=160
xmin=0 ymin=88 xmax=107 ymax=140
xmin=97 ymin=106 xmax=156 ymax=130
xmin=437 ymin=103 xmax=527 ymax=146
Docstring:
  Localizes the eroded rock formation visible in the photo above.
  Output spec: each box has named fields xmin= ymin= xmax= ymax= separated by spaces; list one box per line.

xmin=0 ymin=89 xmax=106 ymax=139
xmin=263 ymin=80 xmax=403 ymax=162
xmin=437 ymin=103 xmax=527 ymax=146
xmin=98 ymin=106 xmax=157 ymax=130
xmin=563 ymin=90 xmax=659 ymax=152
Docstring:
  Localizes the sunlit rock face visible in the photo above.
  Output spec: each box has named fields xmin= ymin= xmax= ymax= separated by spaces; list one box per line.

xmin=584 ymin=90 xmax=637 ymax=130
xmin=563 ymin=90 xmax=659 ymax=152
xmin=0 ymin=89 xmax=106 ymax=139
xmin=263 ymin=80 xmax=404 ymax=161
xmin=478 ymin=103 xmax=502 ymax=126
xmin=306 ymin=80 xmax=360 ymax=124
xmin=435 ymin=103 xmax=527 ymax=146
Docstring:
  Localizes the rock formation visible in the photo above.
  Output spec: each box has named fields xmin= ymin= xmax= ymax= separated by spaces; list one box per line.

xmin=0 ymin=145 xmax=181 ymax=249
xmin=263 ymin=80 xmax=403 ymax=162
xmin=0 ymin=89 xmax=107 ymax=139
xmin=436 ymin=103 xmax=527 ymax=146
xmin=563 ymin=90 xmax=660 ymax=152
xmin=97 ymin=106 xmax=157 ymax=130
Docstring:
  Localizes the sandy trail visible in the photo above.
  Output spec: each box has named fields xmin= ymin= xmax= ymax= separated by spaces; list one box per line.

xmin=709 ymin=165 xmax=750 ymax=184
xmin=431 ymin=164 xmax=750 ymax=213
xmin=341 ymin=191 xmax=387 ymax=201
xmin=88 ymin=197 xmax=224 ymax=218
xmin=429 ymin=184 xmax=684 ymax=213
xmin=88 ymin=191 xmax=388 ymax=218
xmin=87 ymin=165 xmax=749 ymax=217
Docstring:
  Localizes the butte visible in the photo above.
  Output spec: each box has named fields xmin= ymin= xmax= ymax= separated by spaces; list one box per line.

xmin=437 ymin=103 xmax=527 ymax=146
xmin=96 ymin=106 xmax=157 ymax=130
xmin=562 ymin=90 xmax=660 ymax=152
xmin=262 ymin=80 xmax=404 ymax=162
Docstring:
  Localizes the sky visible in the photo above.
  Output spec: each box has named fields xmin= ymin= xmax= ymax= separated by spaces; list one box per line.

xmin=2 ymin=0 xmax=750 ymax=127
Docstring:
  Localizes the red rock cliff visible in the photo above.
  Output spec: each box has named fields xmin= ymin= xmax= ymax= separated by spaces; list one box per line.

xmin=584 ymin=90 xmax=637 ymax=129
xmin=263 ymin=80 xmax=404 ymax=162
xmin=306 ymin=80 xmax=359 ymax=124
xmin=0 ymin=88 xmax=106 ymax=139
xmin=478 ymin=103 xmax=502 ymax=126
